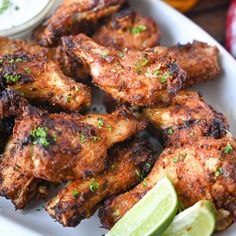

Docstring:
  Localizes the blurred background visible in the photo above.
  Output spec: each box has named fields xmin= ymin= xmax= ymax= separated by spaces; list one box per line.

xmin=164 ymin=0 xmax=236 ymax=58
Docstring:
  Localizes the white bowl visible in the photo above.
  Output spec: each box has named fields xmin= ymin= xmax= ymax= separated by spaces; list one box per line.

xmin=0 ymin=0 xmax=56 ymax=39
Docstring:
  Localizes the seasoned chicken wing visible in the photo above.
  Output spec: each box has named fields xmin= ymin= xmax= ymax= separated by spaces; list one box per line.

xmin=46 ymin=138 xmax=155 ymax=227
xmin=12 ymin=106 xmax=145 ymax=182
xmin=168 ymin=40 xmax=220 ymax=87
xmin=99 ymin=136 xmax=236 ymax=230
xmin=34 ymin=0 xmax=125 ymax=46
xmin=0 ymin=52 xmax=91 ymax=111
xmin=92 ymin=8 xmax=160 ymax=50
xmin=63 ymin=34 xmax=186 ymax=106
xmin=0 ymin=139 xmax=49 ymax=209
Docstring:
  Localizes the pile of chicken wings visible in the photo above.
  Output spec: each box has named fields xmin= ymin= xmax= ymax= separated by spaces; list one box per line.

xmin=0 ymin=0 xmax=235 ymax=233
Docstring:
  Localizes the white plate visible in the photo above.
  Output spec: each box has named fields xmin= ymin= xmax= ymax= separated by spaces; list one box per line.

xmin=0 ymin=0 xmax=235 ymax=235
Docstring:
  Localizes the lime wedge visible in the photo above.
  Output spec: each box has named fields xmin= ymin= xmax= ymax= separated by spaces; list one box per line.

xmin=162 ymin=200 xmax=216 ymax=236
xmin=106 ymin=176 xmax=178 ymax=236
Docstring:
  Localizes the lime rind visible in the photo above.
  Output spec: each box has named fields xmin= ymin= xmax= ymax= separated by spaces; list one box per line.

xmin=106 ymin=176 xmax=178 ymax=236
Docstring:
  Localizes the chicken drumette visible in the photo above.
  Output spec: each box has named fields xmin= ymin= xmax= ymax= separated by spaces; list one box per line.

xmin=34 ymin=0 xmax=126 ymax=46
xmin=46 ymin=138 xmax=156 ymax=227
xmin=0 ymin=52 xmax=91 ymax=111
xmin=63 ymin=34 xmax=186 ymax=106
xmin=12 ymin=106 xmax=145 ymax=182
xmin=93 ymin=8 xmax=160 ymax=50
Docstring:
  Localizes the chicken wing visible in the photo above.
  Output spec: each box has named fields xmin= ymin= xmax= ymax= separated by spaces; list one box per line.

xmin=46 ymin=138 xmax=155 ymax=227
xmin=0 ymin=52 xmax=91 ymax=111
xmin=12 ymin=106 xmax=145 ymax=182
xmin=143 ymin=90 xmax=228 ymax=146
xmin=168 ymin=40 xmax=220 ymax=87
xmin=92 ymin=8 xmax=160 ymax=50
xmin=99 ymin=136 xmax=236 ymax=230
xmin=34 ymin=0 xmax=125 ymax=46
xmin=0 ymin=139 xmax=49 ymax=209
xmin=63 ymin=34 xmax=186 ymax=106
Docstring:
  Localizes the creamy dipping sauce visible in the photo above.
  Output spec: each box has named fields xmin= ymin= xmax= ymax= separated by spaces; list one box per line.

xmin=0 ymin=0 xmax=49 ymax=30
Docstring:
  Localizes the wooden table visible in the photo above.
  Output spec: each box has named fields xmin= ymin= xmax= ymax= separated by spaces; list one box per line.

xmin=186 ymin=0 xmax=231 ymax=45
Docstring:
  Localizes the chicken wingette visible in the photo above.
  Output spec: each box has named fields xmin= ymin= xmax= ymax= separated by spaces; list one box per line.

xmin=168 ymin=40 xmax=220 ymax=87
xmin=12 ymin=106 xmax=145 ymax=182
xmin=0 ymin=139 xmax=49 ymax=209
xmin=46 ymin=138 xmax=155 ymax=227
xmin=34 ymin=0 xmax=125 ymax=46
xmin=63 ymin=34 xmax=186 ymax=106
xmin=92 ymin=8 xmax=160 ymax=50
xmin=99 ymin=136 xmax=236 ymax=230
xmin=0 ymin=52 xmax=91 ymax=111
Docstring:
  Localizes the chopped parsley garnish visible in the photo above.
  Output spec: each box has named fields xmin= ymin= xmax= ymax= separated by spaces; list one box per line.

xmin=0 ymin=0 xmax=10 ymax=14
xmin=173 ymin=157 xmax=179 ymax=164
xmin=167 ymin=128 xmax=174 ymax=135
xmin=224 ymin=143 xmax=233 ymax=154
xmin=66 ymin=94 xmax=72 ymax=102
xmin=9 ymin=58 xmax=14 ymax=64
xmin=24 ymin=68 xmax=32 ymax=73
xmin=107 ymin=125 xmax=112 ymax=132
xmin=15 ymin=58 xmax=24 ymax=63
xmin=119 ymin=51 xmax=125 ymax=57
xmin=143 ymin=178 xmax=148 ymax=188
xmin=135 ymin=169 xmax=146 ymax=180
xmin=98 ymin=117 xmax=104 ymax=128
xmin=136 ymin=69 xmax=144 ymax=74
xmin=89 ymin=179 xmax=99 ymax=192
xmin=80 ymin=134 xmax=86 ymax=143
xmin=154 ymin=49 xmax=160 ymax=53
xmin=0 ymin=59 xmax=2 ymax=63
xmin=129 ymin=25 xmax=147 ymax=34
xmin=92 ymin=136 xmax=100 ymax=142
xmin=111 ymin=163 xmax=117 ymax=170
xmin=136 ymin=57 xmax=149 ymax=74
xmin=4 ymin=74 xmax=20 ymax=83
xmin=154 ymin=70 xmax=159 ymax=76
xmin=30 ymin=127 xmax=50 ymax=148
xmin=72 ymin=189 xmax=80 ymax=198
xmin=145 ymin=162 xmax=151 ymax=169
xmin=101 ymin=51 xmax=109 ymax=59
xmin=160 ymin=76 xmax=167 ymax=84
xmin=215 ymin=167 xmax=223 ymax=177
xmin=173 ymin=154 xmax=185 ymax=164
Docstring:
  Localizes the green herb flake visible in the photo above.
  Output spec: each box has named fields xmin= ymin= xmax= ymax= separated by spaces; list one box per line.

xmin=154 ymin=49 xmax=159 ymax=53
xmin=107 ymin=125 xmax=112 ymax=132
xmin=136 ymin=69 xmax=144 ymax=75
xmin=4 ymin=74 xmax=20 ymax=83
xmin=143 ymin=178 xmax=148 ymax=188
xmin=0 ymin=0 xmax=10 ymax=14
xmin=80 ymin=134 xmax=86 ymax=143
xmin=173 ymin=157 xmax=179 ymax=164
xmin=119 ymin=51 xmax=125 ymax=57
xmin=89 ymin=179 xmax=99 ymax=192
xmin=92 ymin=136 xmax=100 ymax=142
xmin=101 ymin=51 xmax=109 ymax=59
xmin=154 ymin=70 xmax=159 ymax=76
xmin=30 ymin=127 xmax=50 ymax=148
xmin=112 ymin=209 xmax=120 ymax=217
xmin=215 ymin=167 xmax=223 ymax=177
xmin=145 ymin=162 xmax=151 ymax=169
xmin=141 ymin=57 xmax=149 ymax=67
xmin=167 ymin=128 xmax=174 ymax=135
xmin=66 ymin=94 xmax=72 ymax=102
xmin=15 ymin=58 xmax=24 ymax=63
xmin=98 ymin=117 xmax=104 ymax=128
xmin=129 ymin=25 xmax=147 ymax=34
xmin=24 ymin=68 xmax=32 ymax=74
xmin=72 ymin=189 xmax=80 ymax=198
xmin=0 ymin=59 xmax=2 ymax=63
xmin=224 ymin=143 xmax=233 ymax=154
xmin=160 ymin=76 xmax=167 ymax=84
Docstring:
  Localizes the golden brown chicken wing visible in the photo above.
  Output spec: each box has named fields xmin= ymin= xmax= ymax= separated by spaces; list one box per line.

xmin=168 ymin=40 xmax=220 ymax=87
xmin=12 ymin=106 xmax=145 ymax=182
xmin=99 ymin=136 xmax=236 ymax=230
xmin=92 ymin=8 xmax=160 ymax=50
xmin=0 ymin=139 xmax=49 ymax=209
xmin=46 ymin=138 xmax=155 ymax=227
xmin=0 ymin=52 xmax=91 ymax=111
xmin=34 ymin=0 xmax=126 ymax=46
xmin=63 ymin=34 xmax=186 ymax=107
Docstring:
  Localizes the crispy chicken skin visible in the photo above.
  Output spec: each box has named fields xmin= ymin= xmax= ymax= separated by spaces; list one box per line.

xmin=99 ymin=136 xmax=236 ymax=230
xmin=34 ymin=0 xmax=125 ymax=46
xmin=12 ymin=106 xmax=145 ymax=182
xmin=46 ymin=138 xmax=155 ymax=227
xmin=0 ymin=139 xmax=49 ymax=209
xmin=63 ymin=34 xmax=186 ymax=106
xmin=0 ymin=52 xmax=91 ymax=111
xmin=92 ymin=8 xmax=160 ymax=50
xmin=168 ymin=40 xmax=220 ymax=87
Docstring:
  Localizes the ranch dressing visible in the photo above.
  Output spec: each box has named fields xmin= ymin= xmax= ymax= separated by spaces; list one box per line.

xmin=0 ymin=0 xmax=49 ymax=30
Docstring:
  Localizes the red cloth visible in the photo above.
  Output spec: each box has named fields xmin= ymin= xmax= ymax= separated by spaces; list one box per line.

xmin=226 ymin=0 xmax=236 ymax=57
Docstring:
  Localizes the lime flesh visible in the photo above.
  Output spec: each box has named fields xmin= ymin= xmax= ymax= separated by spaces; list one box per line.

xmin=162 ymin=200 xmax=216 ymax=236
xmin=106 ymin=176 xmax=178 ymax=236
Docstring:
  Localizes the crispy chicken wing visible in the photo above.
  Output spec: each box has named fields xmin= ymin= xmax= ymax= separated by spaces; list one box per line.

xmin=168 ymin=40 xmax=220 ymax=87
xmin=12 ymin=106 xmax=145 ymax=182
xmin=0 ymin=52 xmax=91 ymax=111
xmin=143 ymin=90 xmax=228 ymax=146
xmin=99 ymin=136 xmax=236 ymax=230
xmin=46 ymin=138 xmax=155 ymax=227
xmin=34 ymin=0 xmax=125 ymax=46
xmin=92 ymin=8 xmax=160 ymax=50
xmin=0 ymin=139 xmax=49 ymax=209
xmin=63 ymin=34 xmax=186 ymax=106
